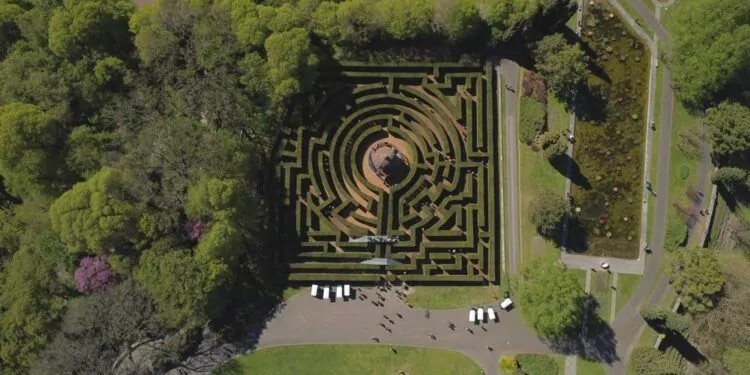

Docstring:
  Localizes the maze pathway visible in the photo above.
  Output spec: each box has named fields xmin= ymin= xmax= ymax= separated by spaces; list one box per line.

xmin=275 ymin=64 xmax=500 ymax=283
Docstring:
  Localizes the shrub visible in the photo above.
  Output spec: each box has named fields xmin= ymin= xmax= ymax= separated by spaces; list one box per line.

xmin=664 ymin=216 xmax=688 ymax=250
xmin=516 ymin=354 xmax=558 ymax=375
xmin=499 ymin=356 xmax=519 ymax=375
xmin=630 ymin=347 xmax=681 ymax=375
xmin=678 ymin=164 xmax=690 ymax=180
xmin=519 ymin=97 xmax=546 ymax=145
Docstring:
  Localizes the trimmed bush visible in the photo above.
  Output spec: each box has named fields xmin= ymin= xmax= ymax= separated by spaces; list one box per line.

xmin=519 ymin=97 xmax=547 ymax=145
xmin=499 ymin=356 xmax=519 ymax=375
xmin=515 ymin=354 xmax=558 ymax=375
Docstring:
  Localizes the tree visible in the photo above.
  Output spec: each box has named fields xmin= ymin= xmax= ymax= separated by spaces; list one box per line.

xmin=376 ymin=0 xmax=433 ymax=40
xmin=135 ymin=248 xmax=229 ymax=328
xmin=666 ymin=0 xmax=750 ymax=109
xmin=0 ymin=230 xmax=67 ymax=372
xmin=540 ymin=131 xmax=567 ymax=161
xmin=530 ymin=191 xmax=570 ymax=239
xmin=712 ymin=167 xmax=748 ymax=191
xmin=639 ymin=305 xmax=690 ymax=336
xmin=630 ymin=347 xmax=681 ymax=375
xmin=74 ymin=255 xmax=115 ymax=294
xmin=0 ymin=102 xmax=64 ymax=198
xmin=690 ymin=251 xmax=750 ymax=358
xmin=518 ymin=258 xmax=585 ymax=339
xmin=264 ymin=27 xmax=318 ymax=101
xmin=534 ymin=33 xmax=589 ymax=101
xmin=49 ymin=167 xmax=140 ymax=254
xmin=47 ymin=0 xmax=134 ymax=60
xmin=433 ymin=0 xmax=481 ymax=42
xmin=33 ymin=279 xmax=162 ymax=375
xmin=705 ymin=102 xmax=750 ymax=164
xmin=724 ymin=349 xmax=750 ymax=375
xmin=667 ymin=247 xmax=725 ymax=314
xmin=0 ymin=1 xmax=23 ymax=58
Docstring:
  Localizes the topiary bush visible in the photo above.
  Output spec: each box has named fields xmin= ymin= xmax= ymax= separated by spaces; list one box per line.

xmin=515 ymin=354 xmax=558 ymax=375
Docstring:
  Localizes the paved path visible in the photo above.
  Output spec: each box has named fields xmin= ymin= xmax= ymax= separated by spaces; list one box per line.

xmin=565 ymin=355 xmax=577 ymax=375
xmin=498 ymin=60 xmax=521 ymax=273
xmin=610 ymin=273 xmax=619 ymax=323
xmin=257 ymin=286 xmax=549 ymax=375
xmin=626 ymin=0 xmax=670 ymax=41
xmin=605 ymin=2 xmax=676 ymax=374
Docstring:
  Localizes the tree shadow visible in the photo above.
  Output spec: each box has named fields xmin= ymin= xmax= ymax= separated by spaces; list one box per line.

xmin=565 ymin=217 xmax=589 ymax=253
xmin=545 ymin=295 xmax=619 ymax=364
xmin=559 ymin=27 xmax=611 ymax=84
xmin=573 ymin=83 xmax=608 ymax=123
xmin=550 ymin=154 xmax=592 ymax=190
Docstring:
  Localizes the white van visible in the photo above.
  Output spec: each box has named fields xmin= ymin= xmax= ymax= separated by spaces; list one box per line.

xmin=469 ymin=308 xmax=476 ymax=323
xmin=336 ymin=285 xmax=343 ymax=300
xmin=310 ymin=284 xmax=319 ymax=298
xmin=344 ymin=284 xmax=351 ymax=298
xmin=487 ymin=307 xmax=497 ymax=322
xmin=477 ymin=307 xmax=485 ymax=322
xmin=323 ymin=286 xmax=330 ymax=300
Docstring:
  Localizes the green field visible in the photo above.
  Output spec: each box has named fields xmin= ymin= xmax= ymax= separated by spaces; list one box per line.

xmin=615 ymin=274 xmax=641 ymax=314
xmin=217 ymin=345 xmax=483 ymax=375
xmin=578 ymin=357 xmax=606 ymax=375
xmin=406 ymin=285 xmax=502 ymax=309
xmin=518 ymin=82 xmax=569 ymax=267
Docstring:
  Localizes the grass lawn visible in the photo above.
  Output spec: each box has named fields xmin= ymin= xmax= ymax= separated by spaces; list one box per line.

xmin=517 ymin=85 xmax=568 ymax=268
xmin=571 ymin=268 xmax=588 ymax=291
xmin=406 ymin=285 xmax=502 ymax=309
xmin=589 ymin=271 xmax=613 ymax=321
xmin=577 ymin=357 xmax=606 ymax=375
xmin=615 ymin=274 xmax=641 ymax=314
xmin=217 ymin=345 xmax=483 ymax=375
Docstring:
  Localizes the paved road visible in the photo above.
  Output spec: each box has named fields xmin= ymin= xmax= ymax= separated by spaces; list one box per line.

xmin=606 ymin=3 xmax=676 ymax=373
xmin=257 ymin=286 xmax=549 ymax=375
xmin=498 ymin=60 xmax=521 ymax=274
xmin=627 ymin=0 xmax=669 ymax=41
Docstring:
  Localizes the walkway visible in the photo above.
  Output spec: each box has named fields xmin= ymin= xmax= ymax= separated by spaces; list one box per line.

xmin=498 ymin=60 xmax=521 ymax=274
xmin=257 ymin=286 xmax=548 ymax=375
xmin=606 ymin=2 xmax=676 ymax=374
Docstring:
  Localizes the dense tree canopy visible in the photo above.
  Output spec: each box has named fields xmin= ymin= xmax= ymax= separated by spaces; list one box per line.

xmin=666 ymin=0 xmax=750 ymax=109
xmin=705 ymin=101 xmax=750 ymax=165
xmin=667 ymin=247 xmax=725 ymax=314
xmin=49 ymin=167 xmax=139 ymax=254
xmin=518 ymin=258 xmax=585 ymax=339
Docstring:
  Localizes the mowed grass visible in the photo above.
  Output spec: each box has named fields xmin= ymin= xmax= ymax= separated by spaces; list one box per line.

xmin=518 ymin=88 xmax=568 ymax=267
xmin=615 ymin=274 xmax=641 ymax=314
xmin=577 ymin=357 xmax=606 ymax=375
xmin=590 ymin=271 xmax=613 ymax=321
xmin=406 ymin=285 xmax=502 ymax=309
xmin=216 ymin=345 xmax=483 ymax=375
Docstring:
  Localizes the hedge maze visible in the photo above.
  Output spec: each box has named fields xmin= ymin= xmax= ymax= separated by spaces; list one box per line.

xmin=276 ymin=64 xmax=500 ymax=283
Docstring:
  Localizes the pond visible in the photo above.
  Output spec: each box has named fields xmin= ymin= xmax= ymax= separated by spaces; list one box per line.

xmin=568 ymin=0 xmax=649 ymax=259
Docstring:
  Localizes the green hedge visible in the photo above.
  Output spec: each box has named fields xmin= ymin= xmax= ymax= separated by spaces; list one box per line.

xmin=519 ymin=97 xmax=546 ymax=145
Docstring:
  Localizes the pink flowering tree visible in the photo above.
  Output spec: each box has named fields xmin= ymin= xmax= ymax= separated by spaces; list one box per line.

xmin=184 ymin=218 xmax=208 ymax=241
xmin=74 ymin=255 xmax=115 ymax=294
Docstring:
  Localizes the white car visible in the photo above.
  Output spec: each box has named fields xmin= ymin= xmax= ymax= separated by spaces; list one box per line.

xmin=469 ymin=308 xmax=476 ymax=323
xmin=500 ymin=298 xmax=513 ymax=310
xmin=323 ymin=286 xmax=330 ymax=300
xmin=477 ymin=307 xmax=484 ymax=322
xmin=336 ymin=285 xmax=343 ymax=300
xmin=344 ymin=284 xmax=351 ymax=298
xmin=310 ymin=284 xmax=319 ymax=298
xmin=600 ymin=261 xmax=610 ymax=270
xmin=487 ymin=307 xmax=497 ymax=322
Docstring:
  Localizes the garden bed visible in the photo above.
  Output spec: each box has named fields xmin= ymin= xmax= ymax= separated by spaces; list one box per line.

xmin=568 ymin=1 xmax=650 ymax=259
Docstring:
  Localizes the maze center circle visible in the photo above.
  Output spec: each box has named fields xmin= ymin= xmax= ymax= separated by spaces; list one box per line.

xmin=361 ymin=135 xmax=412 ymax=192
